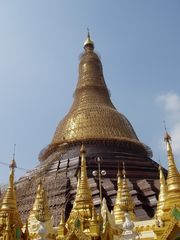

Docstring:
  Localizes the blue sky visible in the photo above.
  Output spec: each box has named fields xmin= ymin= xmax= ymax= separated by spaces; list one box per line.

xmin=0 ymin=1 xmax=179 ymax=183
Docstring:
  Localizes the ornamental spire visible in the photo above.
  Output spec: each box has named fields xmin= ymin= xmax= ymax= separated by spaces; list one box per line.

xmin=84 ymin=29 xmax=94 ymax=50
xmin=163 ymin=131 xmax=180 ymax=213
xmin=155 ymin=164 xmax=167 ymax=219
xmin=164 ymin=132 xmax=179 ymax=182
xmin=66 ymin=145 xmax=97 ymax=235
xmin=27 ymin=179 xmax=55 ymax=238
xmin=74 ymin=144 xmax=93 ymax=209
xmin=1 ymin=159 xmax=17 ymax=211
xmin=28 ymin=179 xmax=51 ymax=223
xmin=59 ymin=210 xmax=65 ymax=226
xmin=113 ymin=167 xmax=123 ymax=224
xmin=57 ymin=210 xmax=67 ymax=238
xmin=0 ymin=156 xmax=22 ymax=235
xmin=118 ymin=163 xmax=135 ymax=221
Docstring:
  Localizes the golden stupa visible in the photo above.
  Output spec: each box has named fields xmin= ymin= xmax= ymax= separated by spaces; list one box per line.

xmin=52 ymin=35 xmax=139 ymax=145
xmin=16 ymin=33 xmax=162 ymax=227
xmin=41 ymin=32 xmax=150 ymax=161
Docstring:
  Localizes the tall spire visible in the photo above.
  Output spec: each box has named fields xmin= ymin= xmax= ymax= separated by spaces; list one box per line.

xmin=73 ymin=144 xmax=93 ymax=210
xmin=1 ymin=159 xmax=17 ymax=211
xmin=118 ymin=163 xmax=135 ymax=221
xmin=59 ymin=210 xmax=65 ymax=226
xmin=1 ymin=160 xmax=16 ymax=211
xmin=66 ymin=145 xmax=97 ymax=235
xmin=57 ymin=210 xmax=67 ymax=238
xmin=113 ymin=167 xmax=123 ymax=223
xmin=155 ymin=165 xmax=167 ymax=219
xmin=27 ymin=179 xmax=55 ymax=238
xmin=0 ymin=157 xmax=22 ymax=234
xmin=28 ymin=179 xmax=51 ymax=222
xmin=163 ymin=131 xmax=180 ymax=213
xmin=116 ymin=168 xmax=123 ymax=202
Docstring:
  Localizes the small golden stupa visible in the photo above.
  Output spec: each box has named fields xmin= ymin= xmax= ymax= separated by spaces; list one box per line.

xmin=0 ymin=134 xmax=179 ymax=239
xmin=162 ymin=132 xmax=180 ymax=220
xmin=27 ymin=179 xmax=55 ymax=239
xmin=0 ymin=159 xmax=22 ymax=238
xmin=155 ymin=165 xmax=167 ymax=220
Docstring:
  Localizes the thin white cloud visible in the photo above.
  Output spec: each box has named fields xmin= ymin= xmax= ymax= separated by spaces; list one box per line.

xmin=156 ymin=92 xmax=180 ymax=167
xmin=156 ymin=93 xmax=180 ymax=119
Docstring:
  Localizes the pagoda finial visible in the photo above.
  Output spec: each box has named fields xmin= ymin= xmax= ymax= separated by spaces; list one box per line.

xmin=1 ymin=161 xmax=17 ymax=211
xmin=122 ymin=162 xmax=126 ymax=178
xmin=65 ymin=145 xmax=95 ymax=234
xmin=59 ymin=210 xmax=65 ymax=226
xmin=57 ymin=209 xmax=67 ymax=238
xmin=0 ymin=156 xmax=22 ymax=234
xmin=119 ymin=163 xmax=135 ymax=221
xmin=74 ymin=144 xmax=93 ymax=207
xmin=27 ymin=179 xmax=55 ymax=237
xmin=87 ymin=27 xmax=90 ymax=38
xmin=80 ymin=143 xmax=86 ymax=154
xmin=163 ymin=124 xmax=178 ymax=176
xmin=163 ymin=130 xmax=180 ymax=214
xmin=8 ymin=144 xmax=17 ymax=188
xmin=113 ymin=166 xmax=123 ymax=224
xmin=84 ymin=28 xmax=94 ymax=50
xmin=117 ymin=164 xmax=122 ymax=190
xmin=116 ymin=163 xmax=122 ymax=195
xmin=28 ymin=179 xmax=51 ymax=223
xmin=164 ymin=130 xmax=179 ymax=185
xmin=155 ymin=164 xmax=167 ymax=219
xmin=9 ymin=157 xmax=17 ymax=189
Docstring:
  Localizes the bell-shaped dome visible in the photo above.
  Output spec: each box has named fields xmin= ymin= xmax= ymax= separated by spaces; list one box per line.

xmin=52 ymin=34 xmax=143 ymax=148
